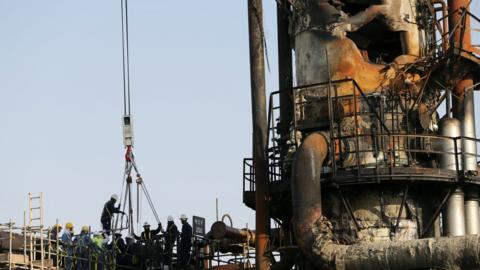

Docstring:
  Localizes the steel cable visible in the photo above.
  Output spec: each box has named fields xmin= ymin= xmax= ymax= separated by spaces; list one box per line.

xmin=120 ymin=0 xmax=128 ymax=115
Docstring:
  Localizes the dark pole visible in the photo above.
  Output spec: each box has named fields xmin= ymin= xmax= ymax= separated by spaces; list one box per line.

xmin=277 ymin=0 xmax=293 ymax=160
xmin=448 ymin=0 xmax=472 ymax=118
xmin=247 ymin=0 xmax=271 ymax=269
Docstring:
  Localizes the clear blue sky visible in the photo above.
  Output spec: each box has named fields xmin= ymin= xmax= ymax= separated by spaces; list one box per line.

xmin=0 ymin=1 xmax=281 ymax=232
xmin=1 ymin=1 xmax=480 ymax=233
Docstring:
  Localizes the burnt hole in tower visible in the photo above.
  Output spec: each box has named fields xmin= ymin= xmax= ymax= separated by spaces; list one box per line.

xmin=347 ymin=18 xmax=404 ymax=63
xmin=339 ymin=1 xmax=404 ymax=63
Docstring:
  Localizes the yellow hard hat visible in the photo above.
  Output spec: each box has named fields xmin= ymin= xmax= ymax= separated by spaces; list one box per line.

xmin=81 ymin=226 xmax=89 ymax=233
xmin=53 ymin=224 xmax=62 ymax=229
xmin=65 ymin=222 xmax=74 ymax=230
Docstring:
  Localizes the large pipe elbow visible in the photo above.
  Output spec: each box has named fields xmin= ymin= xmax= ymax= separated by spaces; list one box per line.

xmin=291 ymin=133 xmax=328 ymax=266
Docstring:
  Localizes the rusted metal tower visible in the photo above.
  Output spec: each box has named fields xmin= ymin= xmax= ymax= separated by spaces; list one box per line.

xmin=245 ymin=0 xmax=480 ymax=269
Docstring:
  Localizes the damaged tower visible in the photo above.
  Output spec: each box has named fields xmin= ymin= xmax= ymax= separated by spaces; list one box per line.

xmin=245 ymin=0 xmax=480 ymax=269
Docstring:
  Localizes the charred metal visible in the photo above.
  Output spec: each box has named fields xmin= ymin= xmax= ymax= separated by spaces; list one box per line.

xmin=245 ymin=0 xmax=480 ymax=269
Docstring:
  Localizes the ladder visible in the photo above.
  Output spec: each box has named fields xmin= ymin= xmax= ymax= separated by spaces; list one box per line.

xmin=28 ymin=193 xmax=44 ymax=270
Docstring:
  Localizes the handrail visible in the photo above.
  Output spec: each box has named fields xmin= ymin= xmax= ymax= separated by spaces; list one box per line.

xmin=243 ymin=78 xmax=480 ymax=190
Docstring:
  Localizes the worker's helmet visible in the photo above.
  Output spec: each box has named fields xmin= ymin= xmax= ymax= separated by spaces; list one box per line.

xmin=143 ymin=222 xmax=150 ymax=228
xmin=65 ymin=222 xmax=74 ymax=230
xmin=167 ymin=215 xmax=174 ymax=222
xmin=81 ymin=226 xmax=89 ymax=233
xmin=111 ymin=194 xmax=119 ymax=201
xmin=53 ymin=224 xmax=62 ymax=230
xmin=180 ymin=214 xmax=188 ymax=221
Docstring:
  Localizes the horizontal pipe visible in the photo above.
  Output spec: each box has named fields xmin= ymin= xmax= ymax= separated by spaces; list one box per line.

xmin=289 ymin=130 xmax=480 ymax=270
xmin=322 ymin=235 xmax=480 ymax=270
xmin=210 ymin=221 xmax=255 ymax=245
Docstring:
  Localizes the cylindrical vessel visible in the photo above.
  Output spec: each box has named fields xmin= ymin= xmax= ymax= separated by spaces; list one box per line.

xmin=439 ymin=117 xmax=462 ymax=170
xmin=465 ymin=188 xmax=480 ymax=235
xmin=443 ymin=188 xmax=466 ymax=236
xmin=462 ymin=89 xmax=477 ymax=171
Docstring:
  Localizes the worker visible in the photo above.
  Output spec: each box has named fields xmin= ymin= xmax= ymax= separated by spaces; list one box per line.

xmin=164 ymin=215 xmax=179 ymax=268
xmin=124 ymin=236 xmax=138 ymax=268
xmin=50 ymin=224 xmax=62 ymax=242
xmin=100 ymin=194 xmax=125 ymax=235
xmin=92 ymin=232 xmax=105 ymax=250
xmin=92 ymin=232 xmax=108 ymax=270
xmin=76 ymin=226 xmax=92 ymax=270
xmin=178 ymin=214 xmax=192 ymax=269
xmin=109 ymin=233 xmax=127 ymax=269
xmin=133 ymin=222 xmax=162 ymax=269
xmin=61 ymin=222 xmax=75 ymax=270
xmin=133 ymin=222 xmax=162 ymax=243
xmin=49 ymin=224 xmax=62 ymax=266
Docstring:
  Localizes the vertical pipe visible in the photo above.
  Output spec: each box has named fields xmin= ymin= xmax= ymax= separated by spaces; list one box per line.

xmin=448 ymin=0 xmax=472 ymax=119
xmin=56 ymin=218 xmax=60 ymax=269
xmin=23 ymin=211 xmax=26 ymax=264
xmin=202 ymin=245 xmax=210 ymax=269
xmin=40 ymin=192 xmax=44 ymax=270
xmin=9 ymin=219 xmax=12 ymax=270
xmin=443 ymin=188 xmax=466 ymax=236
xmin=462 ymin=86 xmax=477 ymax=172
xmin=465 ymin=188 xmax=480 ymax=234
xmin=448 ymin=0 xmax=471 ymax=51
xmin=247 ymin=1 xmax=270 ymax=269
xmin=277 ymin=0 xmax=293 ymax=158
xmin=291 ymin=133 xmax=328 ymax=268
xmin=448 ymin=0 xmax=477 ymax=234
xmin=216 ymin=198 xmax=219 ymax=221
xmin=446 ymin=89 xmax=452 ymax=118
xmin=432 ymin=0 xmax=449 ymax=51
xmin=439 ymin=118 xmax=465 ymax=236
xmin=47 ymin=228 xmax=51 ymax=261
xmin=439 ymin=118 xmax=462 ymax=170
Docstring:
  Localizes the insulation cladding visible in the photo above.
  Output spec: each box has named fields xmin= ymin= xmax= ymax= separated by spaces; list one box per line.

xmin=244 ymin=0 xmax=480 ymax=269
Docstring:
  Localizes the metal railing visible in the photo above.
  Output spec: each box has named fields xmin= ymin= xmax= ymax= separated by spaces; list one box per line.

xmin=243 ymin=78 xmax=480 ymax=190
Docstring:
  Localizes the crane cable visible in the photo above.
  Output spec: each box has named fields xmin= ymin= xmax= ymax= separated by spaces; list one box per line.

xmin=121 ymin=0 xmax=131 ymax=115
xmin=115 ymin=0 xmax=160 ymax=234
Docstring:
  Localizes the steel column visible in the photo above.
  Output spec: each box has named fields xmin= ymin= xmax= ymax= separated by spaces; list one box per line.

xmin=247 ymin=0 xmax=271 ymax=269
xmin=277 ymin=0 xmax=293 ymax=156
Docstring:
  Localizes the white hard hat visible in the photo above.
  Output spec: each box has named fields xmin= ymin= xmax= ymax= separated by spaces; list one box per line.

xmin=180 ymin=214 xmax=188 ymax=220
xmin=143 ymin=222 xmax=150 ymax=227
xmin=111 ymin=194 xmax=119 ymax=201
xmin=167 ymin=215 xmax=174 ymax=222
